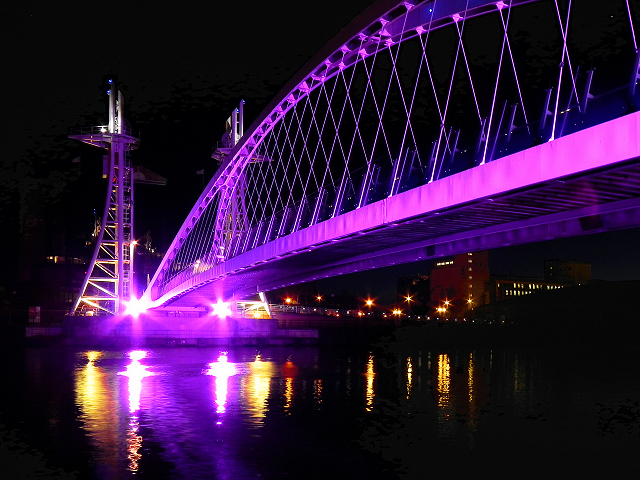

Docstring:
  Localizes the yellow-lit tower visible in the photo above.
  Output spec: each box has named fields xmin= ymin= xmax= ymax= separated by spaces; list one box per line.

xmin=69 ymin=78 xmax=140 ymax=315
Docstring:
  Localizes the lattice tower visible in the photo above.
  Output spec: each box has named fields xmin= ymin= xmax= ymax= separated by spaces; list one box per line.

xmin=69 ymin=79 xmax=140 ymax=315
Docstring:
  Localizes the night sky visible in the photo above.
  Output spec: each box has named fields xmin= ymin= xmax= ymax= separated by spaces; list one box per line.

xmin=3 ymin=0 xmax=640 ymax=302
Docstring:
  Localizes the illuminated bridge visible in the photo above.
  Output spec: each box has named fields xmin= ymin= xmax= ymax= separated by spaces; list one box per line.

xmin=142 ymin=0 xmax=640 ymax=310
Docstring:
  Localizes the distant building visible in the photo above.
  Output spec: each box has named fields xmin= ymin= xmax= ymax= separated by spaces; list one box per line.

xmin=429 ymin=251 xmax=490 ymax=318
xmin=544 ymin=259 xmax=591 ymax=285
xmin=30 ymin=256 xmax=87 ymax=322
xmin=492 ymin=276 xmax=569 ymax=303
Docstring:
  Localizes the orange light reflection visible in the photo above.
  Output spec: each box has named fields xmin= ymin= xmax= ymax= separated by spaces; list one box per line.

xmin=362 ymin=353 xmax=377 ymax=412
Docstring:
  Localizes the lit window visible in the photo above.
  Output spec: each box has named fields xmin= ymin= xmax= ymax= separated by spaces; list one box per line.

xmin=469 ymin=276 xmax=473 ymax=280
xmin=468 ymin=267 xmax=472 ymax=271
xmin=469 ymin=284 xmax=473 ymax=289
xmin=468 ymin=259 xmax=472 ymax=263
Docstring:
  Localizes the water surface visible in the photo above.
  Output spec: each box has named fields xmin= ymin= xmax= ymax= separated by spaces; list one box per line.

xmin=1 ymin=341 xmax=638 ymax=478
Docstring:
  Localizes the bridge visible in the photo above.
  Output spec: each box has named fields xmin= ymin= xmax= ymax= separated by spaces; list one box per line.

xmin=132 ymin=0 xmax=640 ymax=311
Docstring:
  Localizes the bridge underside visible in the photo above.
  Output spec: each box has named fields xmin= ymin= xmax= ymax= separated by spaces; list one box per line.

xmin=156 ymin=112 xmax=640 ymax=308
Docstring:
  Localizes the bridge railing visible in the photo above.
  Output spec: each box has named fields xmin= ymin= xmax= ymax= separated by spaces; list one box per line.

xmin=218 ymin=76 xmax=636 ymax=260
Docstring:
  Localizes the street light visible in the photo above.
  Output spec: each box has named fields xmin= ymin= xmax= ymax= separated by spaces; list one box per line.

xmin=403 ymin=294 xmax=414 ymax=317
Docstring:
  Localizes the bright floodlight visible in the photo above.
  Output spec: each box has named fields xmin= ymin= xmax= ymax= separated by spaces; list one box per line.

xmin=124 ymin=297 xmax=148 ymax=318
xmin=212 ymin=300 xmax=232 ymax=319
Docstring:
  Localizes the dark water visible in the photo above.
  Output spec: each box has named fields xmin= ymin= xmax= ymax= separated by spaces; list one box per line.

xmin=1 ymin=338 xmax=639 ymax=479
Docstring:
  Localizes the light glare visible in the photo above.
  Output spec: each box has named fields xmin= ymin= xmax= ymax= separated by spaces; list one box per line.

xmin=124 ymin=297 xmax=148 ymax=318
xmin=211 ymin=300 xmax=232 ymax=319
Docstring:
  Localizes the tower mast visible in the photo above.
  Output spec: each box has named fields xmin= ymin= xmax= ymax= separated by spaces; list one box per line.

xmin=69 ymin=78 xmax=140 ymax=316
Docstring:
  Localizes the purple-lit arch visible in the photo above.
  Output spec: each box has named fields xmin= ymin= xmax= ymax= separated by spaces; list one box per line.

xmin=143 ymin=0 xmax=640 ymax=307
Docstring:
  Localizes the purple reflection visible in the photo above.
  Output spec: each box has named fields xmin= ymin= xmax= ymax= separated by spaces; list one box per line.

xmin=118 ymin=350 xmax=153 ymax=412
xmin=205 ymin=353 xmax=238 ymax=413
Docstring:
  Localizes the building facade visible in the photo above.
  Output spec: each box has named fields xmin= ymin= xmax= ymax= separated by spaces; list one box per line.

xmin=493 ymin=277 xmax=569 ymax=303
xmin=429 ymin=251 xmax=490 ymax=319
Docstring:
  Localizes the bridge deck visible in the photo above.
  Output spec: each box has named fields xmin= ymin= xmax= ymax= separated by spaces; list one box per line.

xmin=154 ymin=111 xmax=640 ymax=307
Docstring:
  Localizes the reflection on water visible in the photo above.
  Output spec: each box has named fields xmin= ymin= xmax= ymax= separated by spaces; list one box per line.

xmin=74 ymin=351 xmax=120 ymax=475
xmin=362 ymin=352 xmax=377 ymax=412
xmin=436 ymin=353 xmax=451 ymax=407
xmin=45 ymin=344 xmax=636 ymax=478
xmin=118 ymin=350 xmax=153 ymax=413
xmin=242 ymin=354 xmax=275 ymax=426
xmin=282 ymin=360 xmax=298 ymax=414
xmin=117 ymin=351 xmax=153 ymax=473
xmin=468 ymin=352 xmax=478 ymax=431
xmin=204 ymin=352 xmax=238 ymax=415
xmin=314 ymin=378 xmax=323 ymax=407
xmin=125 ymin=418 xmax=143 ymax=473
xmin=405 ymin=357 xmax=413 ymax=400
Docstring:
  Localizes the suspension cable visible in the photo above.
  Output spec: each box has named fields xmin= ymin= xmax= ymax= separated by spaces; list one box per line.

xmin=627 ymin=0 xmax=638 ymax=52
xmin=550 ymin=0 xmax=572 ymax=141
xmin=482 ymin=1 xmax=512 ymax=164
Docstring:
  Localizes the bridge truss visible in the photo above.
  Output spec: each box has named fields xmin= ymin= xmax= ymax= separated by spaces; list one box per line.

xmin=146 ymin=0 xmax=640 ymax=305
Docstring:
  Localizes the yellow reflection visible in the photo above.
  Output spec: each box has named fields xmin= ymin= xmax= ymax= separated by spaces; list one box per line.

xmin=86 ymin=350 xmax=103 ymax=363
xmin=437 ymin=354 xmax=450 ymax=408
xmin=362 ymin=353 xmax=377 ymax=412
xmin=126 ymin=418 xmax=143 ymax=472
xmin=468 ymin=352 xmax=474 ymax=403
xmin=284 ymin=377 xmax=294 ymax=413
xmin=314 ymin=379 xmax=323 ymax=406
xmin=405 ymin=357 xmax=413 ymax=400
xmin=468 ymin=352 xmax=478 ymax=431
xmin=74 ymin=351 xmax=119 ymax=471
xmin=242 ymin=355 xmax=275 ymax=425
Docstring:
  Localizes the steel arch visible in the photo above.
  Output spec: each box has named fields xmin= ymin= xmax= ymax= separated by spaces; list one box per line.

xmin=146 ymin=0 xmax=640 ymax=304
